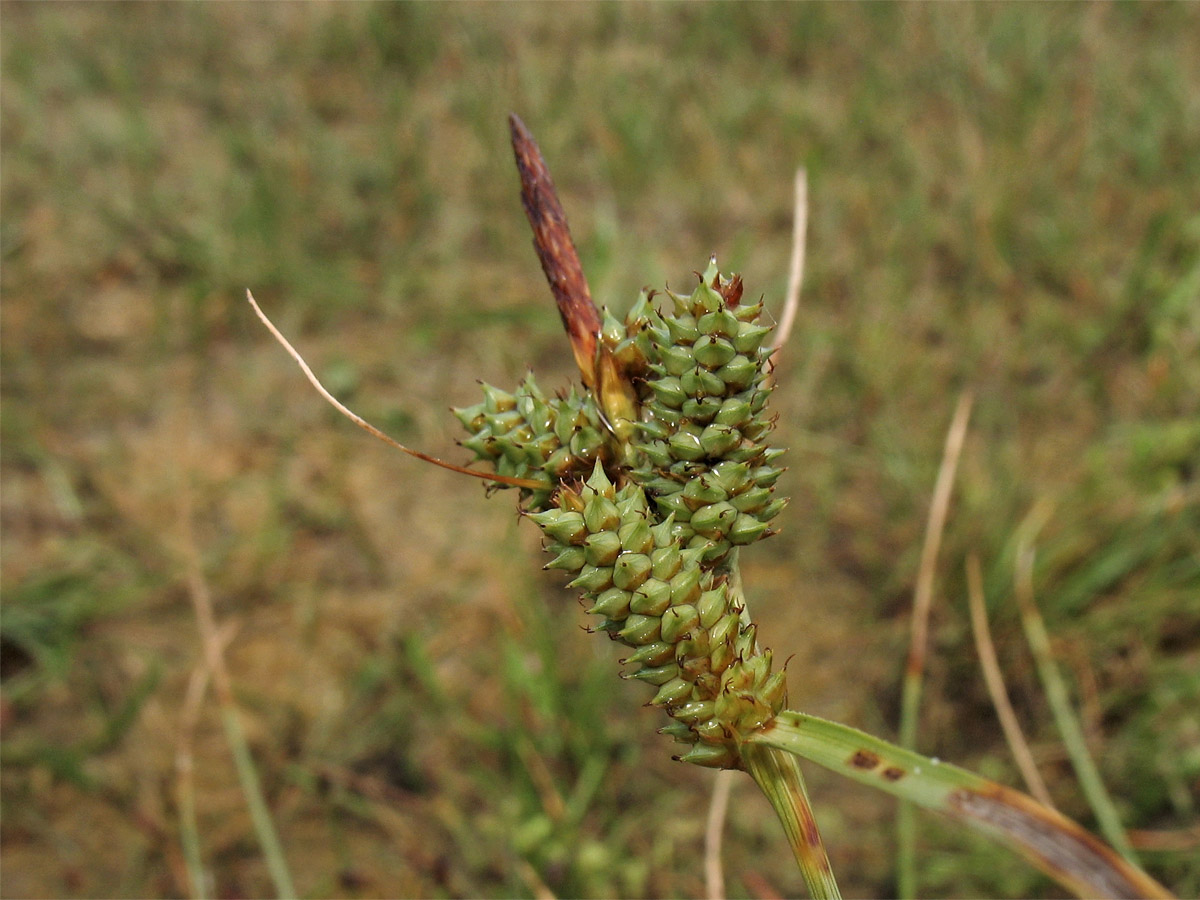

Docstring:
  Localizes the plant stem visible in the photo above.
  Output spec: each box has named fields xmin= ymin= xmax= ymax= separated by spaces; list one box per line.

xmin=897 ymin=391 xmax=973 ymax=898
xmin=1014 ymin=537 xmax=1140 ymax=865
xmin=750 ymin=711 xmax=1171 ymax=899
xmin=895 ymin=683 xmax=920 ymax=899
xmin=964 ymin=554 xmax=1056 ymax=808
xmin=221 ymin=706 xmax=297 ymax=899
xmin=742 ymin=742 xmax=841 ymax=900
xmin=727 ymin=556 xmax=840 ymax=899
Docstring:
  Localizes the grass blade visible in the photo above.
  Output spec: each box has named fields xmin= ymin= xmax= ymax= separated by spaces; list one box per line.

xmin=750 ymin=712 xmax=1171 ymax=899
xmin=1014 ymin=522 xmax=1141 ymax=865
xmin=220 ymin=705 xmax=297 ymax=899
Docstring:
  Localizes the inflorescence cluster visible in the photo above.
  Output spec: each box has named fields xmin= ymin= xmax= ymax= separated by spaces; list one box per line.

xmin=454 ymin=260 xmax=787 ymax=768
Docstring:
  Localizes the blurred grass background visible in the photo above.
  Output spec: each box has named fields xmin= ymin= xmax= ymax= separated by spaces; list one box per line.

xmin=2 ymin=3 xmax=1198 ymax=897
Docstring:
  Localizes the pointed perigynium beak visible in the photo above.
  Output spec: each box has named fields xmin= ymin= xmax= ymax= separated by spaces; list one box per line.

xmin=509 ymin=113 xmax=602 ymax=389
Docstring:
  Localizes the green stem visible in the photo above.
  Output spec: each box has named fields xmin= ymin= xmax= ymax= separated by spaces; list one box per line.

xmin=1015 ymin=545 xmax=1141 ymax=865
xmin=727 ymin=555 xmax=839 ymax=898
xmin=221 ymin=707 xmax=297 ymax=899
xmin=742 ymin=742 xmax=841 ymax=900
xmin=896 ymin=676 xmax=921 ymax=899
xmin=177 ymin=767 xmax=206 ymax=899
xmin=750 ymin=711 xmax=1171 ymax=900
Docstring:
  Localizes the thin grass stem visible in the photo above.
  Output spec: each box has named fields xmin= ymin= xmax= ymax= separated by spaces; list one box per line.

xmin=897 ymin=390 xmax=973 ymax=897
xmin=175 ymin=633 xmax=236 ymax=900
xmin=219 ymin=705 xmax=298 ymax=899
xmin=1014 ymin=523 xmax=1141 ymax=866
xmin=705 ymin=770 xmax=735 ymax=900
xmin=514 ymin=857 xmax=557 ymax=900
xmin=965 ymin=553 xmax=1055 ymax=808
xmin=770 ymin=167 xmax=809 ymax=356
xmin=181 ymin=565 xmax=297 ymax=899
xmin=176 ymin=645 xmax=225 ymax=899
xmin=174 ymin=336 xmax=297 ymax=899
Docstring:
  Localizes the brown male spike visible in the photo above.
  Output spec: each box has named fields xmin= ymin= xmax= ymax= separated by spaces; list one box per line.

xmin=509 ymin=113 xmax=602 ymax=388
xmin=509 ymin=113 xmax=641 ymax=447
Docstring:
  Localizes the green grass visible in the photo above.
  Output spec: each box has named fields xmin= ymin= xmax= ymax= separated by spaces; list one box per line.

xmin=2 ymin=3 xmax=1198 ymax=897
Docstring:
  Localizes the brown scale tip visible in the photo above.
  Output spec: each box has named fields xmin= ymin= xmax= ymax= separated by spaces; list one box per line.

xmin=713 ymin=271 xmax=743 ymax=307
xmin=509 ymin=113 xmax=601 ymax=388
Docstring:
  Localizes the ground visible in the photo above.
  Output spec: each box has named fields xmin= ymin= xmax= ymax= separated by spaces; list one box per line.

xmin=2 ymin=4 xmax=1198 ymax=898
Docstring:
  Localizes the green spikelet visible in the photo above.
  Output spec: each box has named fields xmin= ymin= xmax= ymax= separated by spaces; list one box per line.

xmin=527 ymin=460 xmax=787 ymax=768
xmin=453 ymin=375 xmax=607 ymax=510
xmin=625 ymin=259 xmax=785 ymax=566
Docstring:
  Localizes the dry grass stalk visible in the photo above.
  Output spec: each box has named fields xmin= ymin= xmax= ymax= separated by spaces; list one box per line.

xmin=897 ymin=389 xmax=974 ymax=897
xmin=704 ymin=769 xmax=735 ymax=900
xmin=245 ymin=290 xmax=541 ymax=490
xmin=769 ymin=167 xmax=809 ymax=356
xmin=965 ymin=552 xmax=1056 ymax=808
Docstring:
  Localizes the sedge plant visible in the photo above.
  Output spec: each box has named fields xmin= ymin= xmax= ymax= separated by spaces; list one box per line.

xmin=248 ymin=115 xmax=1172 ymax=900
